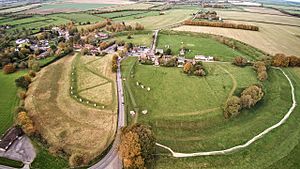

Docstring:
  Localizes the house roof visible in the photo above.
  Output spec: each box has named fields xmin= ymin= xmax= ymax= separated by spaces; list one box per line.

xmin=0 ymin=127 xmax=24 ymax=151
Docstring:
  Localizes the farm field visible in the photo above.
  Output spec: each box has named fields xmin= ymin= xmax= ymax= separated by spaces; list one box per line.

xmin=113 ymin=11 xmax=160 ymax=21
xmin=97 ymin=10 xmax=147 ymax=19
xmin=0 ymin=71 xmax=26 ymax=135
xmin=122 ymin=57 xmax=299 ymax=169
xmin=157 ymin=32 xmax=248 ymax=61
xmin=173 ymin=24 xmax=300 ymax=56
xmin=98 ymin=3 xmax=156 ymax=11
xmin=0 ymin=4 xmax=41 ymax=14
xmin=65 ymin=0 xmax=134 ymax=4
xmin=125 ymin=9 xmax=196 ymax=29
xmin=39 ymin=3 xmax=114 ymax=11
xmin=24 ymin=54 xmax=117 ymax=164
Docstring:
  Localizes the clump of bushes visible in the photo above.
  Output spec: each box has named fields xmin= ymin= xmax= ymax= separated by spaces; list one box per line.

xmin=16 ymin=111 xmax=36 ymax=136
xmin=233 ymin=56 xmax=248 ymax=67
xmin=184 ymin=20 xmax=259 ymax=31
xmin=3 ymin=63 xmax=16 ymax=74
xmin=15 ymin=75 xmax=31 ymax=90
xmin=272 ymin=53 xmax=300 ymax=67
xmin=224 ymin=84 xmax=264 ymax=119
xmin=183 ymin=61 xmax=207 ymax=77
xmin=253 ymin=61 xmax=268 ymax=81
xmin=112 ymin=54 xmax=118 ymax=72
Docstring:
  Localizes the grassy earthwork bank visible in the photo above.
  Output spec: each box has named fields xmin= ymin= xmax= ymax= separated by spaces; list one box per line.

xmin=121 ymin=55 xmax=299 ymax=168
xmin=0 ymin=70 xmax=26 ymax=135
xmin=0 ymin=157 xmax=24 ymax=168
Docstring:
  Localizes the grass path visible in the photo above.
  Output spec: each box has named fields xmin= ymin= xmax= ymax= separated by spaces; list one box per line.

xmin=217 ymin=64 xmax=238 ymax=101
xmin=156 ymin=68 xmax=297 ymax=157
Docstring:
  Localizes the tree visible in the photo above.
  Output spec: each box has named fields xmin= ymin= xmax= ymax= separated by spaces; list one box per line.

xmin=17 ymin=111 xmax=35 ymax=136
xmin=183 ymin=62 xmax=192 ymax=74
xmin=15 ymin=76 xmax=31 ymax=90
xmin=223 ymin=96 xmax=241 ymax=119
xmin=164 ymin=48 xmax=172 ymax=55
xmin=257 ymin=71 xmax=268 ymax=81
xmin=28 ymin=59 xmax=40 ymax=72
xmin=272 ymin=53 xmax=289 ymax=67
xmin=233 ymin=56 xmax=247 ymax=66
xmin=3 ymin=63 xmax=16 ymax=74
xmin=288 ymin=55 xmax=300 ymax=67
xmin=241 ymin=85 xmax=264 ymax=108
xmin=119 ymin=124 xmax=156 ymax=169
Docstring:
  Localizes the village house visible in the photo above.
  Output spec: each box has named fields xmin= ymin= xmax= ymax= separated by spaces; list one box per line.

xmin=177 ymin=57 xmax=186 ymax=67
xmin=15 ymin=39 xmax=29 ymax=45
xmin=195 ymin=55 xmax=214 ymax=62
xmin=95 ymin=33 xmax=109 ymax=40
xmin=155 ymin=48 xmax=164 ymax=55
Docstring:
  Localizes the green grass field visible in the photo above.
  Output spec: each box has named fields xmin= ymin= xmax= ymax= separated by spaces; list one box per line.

xmin=31 ymin=140 xmax=68 ymax=169
xmin=97 ymin=10 xmax=147 ymax=19
xmin=39 ymin=3 xmax=114 ymax=11
xmin=51 ymin=13 xmax=103 ymax=24
xmin=121 ymin=57 xmax=299 ymax=168
xmin=0 ymin=70 xmax=26 ymax=135
xmin=157 ymin=32 xmax=247 ymax=61
xmin=113 ymin=33 xmax=153 ymax=47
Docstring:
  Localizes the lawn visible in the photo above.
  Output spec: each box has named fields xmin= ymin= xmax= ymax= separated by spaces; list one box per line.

xmin=31 ymin=140 xmax=68 ymax=169
xmin=157 ymin=32 xmax=248 ymax=61
xmin=122 ymin=57 xmax=297 ymax=168
xmin=0 ymin=70 xmax=26 ymax=135
xmin=113 ymin=33 xmax=153 ymax=47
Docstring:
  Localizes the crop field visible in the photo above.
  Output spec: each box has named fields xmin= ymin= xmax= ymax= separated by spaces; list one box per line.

xmin=39 ymin=3 xmax=114 ymax=11
xmin=113 ymin=11 xmax=160 ymax=21
xmin=173 ymin=23 xmax=300 ymax=56
xmin=125 ymin=9 xmax=196 ymax=30
xmin=157 ymin=32 xmax=250 ymax=61
xmin=113 ymin=33 xmax=153 ymax=47
xmin=98 ymin=3 xmax=156 ymax=12
xmin=0 ymin=71 xmax=26 ymax=135
xmin=65 ymin=0 xmax=134 ymax=4
xmin=122 ymin=57 xmax=299 ymax=169
xmin=242 ymin=7 xmax=287 ymax=15
xmin=24 ymin=54 xmax=117 ymax=163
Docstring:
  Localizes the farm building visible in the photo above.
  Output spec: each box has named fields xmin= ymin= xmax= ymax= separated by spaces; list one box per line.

xmin=0 ymin=127 xmax=24 ymax=152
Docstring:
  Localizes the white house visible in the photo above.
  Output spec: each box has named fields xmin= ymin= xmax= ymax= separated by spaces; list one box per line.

xmin=15 ymin=39 xmax=29 ymax=45
xmin=195 ymin=55 xmax=214 ymax=62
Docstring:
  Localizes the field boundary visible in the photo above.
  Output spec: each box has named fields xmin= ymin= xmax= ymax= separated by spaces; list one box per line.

xmin=156 ymin=68 xmax=297 ymax=157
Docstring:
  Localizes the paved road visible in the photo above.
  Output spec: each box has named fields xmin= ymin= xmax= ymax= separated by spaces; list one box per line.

xmin=89 ymin=57 xmax=126 ymax=169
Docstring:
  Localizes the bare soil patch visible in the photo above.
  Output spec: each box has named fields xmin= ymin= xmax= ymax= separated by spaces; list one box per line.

xmin=25 ymin=54 xmax=117 ymax=162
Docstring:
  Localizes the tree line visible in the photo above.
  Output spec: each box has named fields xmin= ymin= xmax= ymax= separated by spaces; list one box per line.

xmin=184 ymin=20 xmax=259 ymax=31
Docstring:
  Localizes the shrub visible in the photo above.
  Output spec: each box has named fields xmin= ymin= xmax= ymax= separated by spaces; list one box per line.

xmin=28 ymin=59 xmax=40 ymax=72
xmin=15 ymin=76 xmax=31 ymax=90
xmin=253 ymin=61 xmax=268 ymax=81
xmin=233 ymin=56 xmax=247 ymax=66
xmin=18 ymin=91 xmax=26 ymax=100
xmin=223 ymin=96 xmax=242 ymax=119
xmin=17 ymin=111 xmax=36 ymax=136
xmin=183 ymin=62 xmax=192 ymax=74
xmin=3 ymin=63 xmax=16 ymax=74
xmin=28 ymin=70 xmax=36 ymax=78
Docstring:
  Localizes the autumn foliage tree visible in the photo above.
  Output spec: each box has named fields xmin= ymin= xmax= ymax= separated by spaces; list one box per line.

xmin=272 ymin=53 xmax=300 ymax=67
xmin=233 ymin=56 xmax=247 ymax=67
xmin=253 ymin=61 xmax=268 ymax=81
xmin=3 ymin=63 xmax=16 ymax=74
xmin=240 ymin=85 xmax=264 ymax=109
xmin=223 ymin=96 xmax=242 ymax=119
xmin=119 ymin=124 xmax=156 ymax=169
xmin=17 ymin=111 xmax=36 ymax=136
xmin=112 ymin=54 xmax=118 ymax=72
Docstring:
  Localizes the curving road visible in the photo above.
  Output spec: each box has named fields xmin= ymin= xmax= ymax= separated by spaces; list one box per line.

xmin=89 ymin=57 xmax=126 ymax=169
